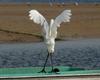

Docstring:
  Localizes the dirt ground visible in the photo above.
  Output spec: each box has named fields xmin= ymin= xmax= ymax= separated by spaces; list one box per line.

xmin=0 ymin=3 xmax=100 ymax=43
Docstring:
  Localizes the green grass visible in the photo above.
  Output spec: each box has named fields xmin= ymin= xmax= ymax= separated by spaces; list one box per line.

xmin=0 ymin=66 xmax=100 ymax=78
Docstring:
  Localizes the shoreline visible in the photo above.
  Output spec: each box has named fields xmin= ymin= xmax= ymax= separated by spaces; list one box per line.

xmin=0 ymin=4 xmax=100 ymax=43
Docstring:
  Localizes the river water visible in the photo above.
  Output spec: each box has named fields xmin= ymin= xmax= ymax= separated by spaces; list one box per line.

xmin=0 ymin=0 xmax=100 ymax=3
xmin=0 ymin=39 xmax=100 ymax=70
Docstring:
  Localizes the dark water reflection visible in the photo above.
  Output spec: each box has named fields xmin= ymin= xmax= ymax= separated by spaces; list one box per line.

xmin=0 ymin=39 xmax=100 ymax=70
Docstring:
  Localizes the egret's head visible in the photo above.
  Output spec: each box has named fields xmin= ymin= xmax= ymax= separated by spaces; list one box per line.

xmin=50 ymin=19 xmax=54 ymax=27
xmin=46 ymin=38 xmax=55 ymax=54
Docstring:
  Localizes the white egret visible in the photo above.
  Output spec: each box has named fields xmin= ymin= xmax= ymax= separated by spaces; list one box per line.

xmin=29 ymin=9 xmax=72 ymax=73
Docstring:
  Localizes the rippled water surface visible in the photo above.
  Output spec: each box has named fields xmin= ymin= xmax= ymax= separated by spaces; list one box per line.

xmin=0 ymin=39 xmax=100 ymax=70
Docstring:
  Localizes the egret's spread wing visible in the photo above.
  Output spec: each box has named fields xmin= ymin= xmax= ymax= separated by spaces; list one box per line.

xmin=54 ymin=9 xmax=72 ymax=27
xmin=50 ymin=10 xmax=72 ymax=38
xmin=29 ymin=10 xmax=46 ymax=26
xmin=29 ymin=10 xmax=49 ymax=38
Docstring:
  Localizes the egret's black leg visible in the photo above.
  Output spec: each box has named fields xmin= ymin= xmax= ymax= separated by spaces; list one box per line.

xmin=50 ymin=53 xmax=54 ymax=72
xmin=49 ymin=53 xmax=60 ymax=73
xmin=39 ymin=53 xmax=49 ymax=73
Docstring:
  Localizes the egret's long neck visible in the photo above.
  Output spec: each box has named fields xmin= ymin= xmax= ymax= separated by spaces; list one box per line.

xmin=49 ymin=19 xmax=54 ymax=37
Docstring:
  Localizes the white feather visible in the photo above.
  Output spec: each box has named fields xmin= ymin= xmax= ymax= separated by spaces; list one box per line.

xmin=29 ymin=10 xmax=49 ymax=39
xmin=29 ymin=10 xmax=46 ymax=25
xmin=54 ymin=10 xmax=72 ymax=27
xmin=50 ymin=9 xmax=72 ymax=39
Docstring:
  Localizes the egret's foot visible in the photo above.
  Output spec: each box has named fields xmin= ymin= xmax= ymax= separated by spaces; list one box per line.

xmin=38 ymin=69 xmax=46 ymax=73
xmin=49 ymin=68 xmax=60 ymax=73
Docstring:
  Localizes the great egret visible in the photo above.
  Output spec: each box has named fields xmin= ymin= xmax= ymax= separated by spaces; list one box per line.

xmin=29 ymin=9 xmax=72 ymax=73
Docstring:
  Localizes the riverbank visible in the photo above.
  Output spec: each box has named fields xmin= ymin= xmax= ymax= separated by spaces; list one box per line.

xmin=0 ymin=3 xmax=100 ymax=43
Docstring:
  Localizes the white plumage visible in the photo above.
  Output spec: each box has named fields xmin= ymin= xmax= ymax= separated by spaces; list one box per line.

xmin=29 ymin=9 xmax=72 ymax=73
xmin=29 ymin=9 xmax=72 ymax=54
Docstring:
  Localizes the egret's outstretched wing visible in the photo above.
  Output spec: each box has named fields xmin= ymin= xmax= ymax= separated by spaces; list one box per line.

xmin=50 ymin=10 xmax=72 ymax=38
xmin=29 ymin=10 xmax=49 ymax=38
xmin=54 ymin=9 xmax=72 ymax=27
xmin=29 ymin=10 xmax=46 ymax=26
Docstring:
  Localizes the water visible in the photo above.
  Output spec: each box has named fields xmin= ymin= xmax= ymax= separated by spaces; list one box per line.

xmin=0 ymin=0 xmax=100 ymax=3
xmin=0 ymin=39 xmax=100 ymax=70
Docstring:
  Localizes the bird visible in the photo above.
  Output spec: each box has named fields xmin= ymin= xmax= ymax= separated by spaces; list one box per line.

xmin=29 ymin=9 xmax=72 ymax=73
